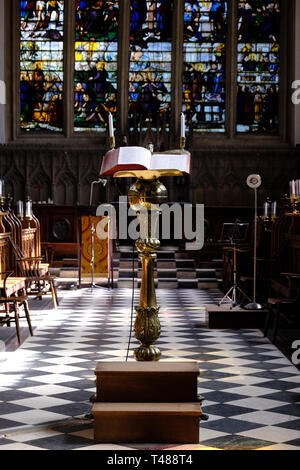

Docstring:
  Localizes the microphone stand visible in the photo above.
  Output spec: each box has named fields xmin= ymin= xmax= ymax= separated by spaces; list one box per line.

xmin=219 ymin=221 xmax=251 ymax=309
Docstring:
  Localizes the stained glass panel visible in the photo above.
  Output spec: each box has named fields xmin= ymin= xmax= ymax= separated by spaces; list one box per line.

xmin=20 ymin=1 xmax=64 ymax=133
xmin=183 ymin=1 xmax=227 ymax=133
xmin=74 ymin=1 xmax=119 ymax=132
xmin=237 ymin=1 xmax=280 ymax=133
xmin=129 ymin=1 xmax=173 ymax=130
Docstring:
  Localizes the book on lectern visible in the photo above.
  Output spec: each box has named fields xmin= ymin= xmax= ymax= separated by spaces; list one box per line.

xmin=100 ymin=146 xmax=191 ymax=176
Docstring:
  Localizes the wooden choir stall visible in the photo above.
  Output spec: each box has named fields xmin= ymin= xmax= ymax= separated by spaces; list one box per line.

xmin=0 ymin=196 xmax=58 ymax=344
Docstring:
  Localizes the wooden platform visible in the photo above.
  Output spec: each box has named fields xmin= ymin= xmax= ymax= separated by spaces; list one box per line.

xmin=93 ymin=402 xmax=202 ymax=444
xmin=95 ymin=361 xmax=199 ymax=403
xmin=205 ymin=304 xmax=268 ymax=329
xmin=93 ymin=361 xmax=202 ymax=444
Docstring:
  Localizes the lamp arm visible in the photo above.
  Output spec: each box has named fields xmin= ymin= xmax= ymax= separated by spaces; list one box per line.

xmin=90 ymin=179 xmax=108 ymax=206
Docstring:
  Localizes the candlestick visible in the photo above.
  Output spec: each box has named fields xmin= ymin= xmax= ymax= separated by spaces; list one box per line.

xmin=109 ymin=136 xmax=116 ymax=150
xmin=180 ymin=137 xmax=186 ymax=150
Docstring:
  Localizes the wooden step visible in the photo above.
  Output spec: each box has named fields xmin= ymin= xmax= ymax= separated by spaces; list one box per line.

xmin=92 ymin=402 xmax=202 ymax=444
xmin=95 ymin=361 xmax=199 ymax=403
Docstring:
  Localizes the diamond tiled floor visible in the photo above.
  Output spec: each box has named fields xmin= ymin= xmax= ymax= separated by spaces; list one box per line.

xmin=0 ymin=288 xmax=299 ymax=450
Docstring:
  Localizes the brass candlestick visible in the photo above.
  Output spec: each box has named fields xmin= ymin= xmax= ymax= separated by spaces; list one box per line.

xmin=290 ymin=195 xmax=300 ymax=215
xmin=109 ymin=136 xmax=116 ymax=150
xmin=180 ymin=137 xmax=186 ymax=150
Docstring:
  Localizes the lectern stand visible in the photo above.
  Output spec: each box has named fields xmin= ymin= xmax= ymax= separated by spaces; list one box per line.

xmin=114 ymin=168 xmax=184 ymax=361
xmin=92 ymin=151 xmax=204 ymax=445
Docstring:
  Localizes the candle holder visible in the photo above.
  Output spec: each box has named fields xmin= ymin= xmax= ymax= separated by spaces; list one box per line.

xmin=290 ymin=195 xmax=300 ymax=215
xmin=109 ymin=136 xmax=116 ymax=150
xmin=180 ymin=137 xmax=186 ymax=151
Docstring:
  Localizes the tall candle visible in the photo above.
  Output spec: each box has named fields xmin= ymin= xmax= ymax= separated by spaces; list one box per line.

xmin=272 ymin=202 xmax=277 ymax=217
xmin=292 ymin=180 xmax=296 ymax=196
xmin=25 ymin=201 xmax=32 ymax=219
xmin=264 ymin=202 xmax=269 ymax=218
xmin=17 ymin=201 xmax=24 ymax=219
xmin=108 ymin=112 xmax=114 ymax=138
xmin=0 ymin=179 xmax=4 ymax=197
xmin=181 ymin=113 xmax=185 ymax=139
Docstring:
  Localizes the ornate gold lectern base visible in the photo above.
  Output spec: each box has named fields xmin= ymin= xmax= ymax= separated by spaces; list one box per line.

xmin=114 ymin=170 xmax=182 ymax=361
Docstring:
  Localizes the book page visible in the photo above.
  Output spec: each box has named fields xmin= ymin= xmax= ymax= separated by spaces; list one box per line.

xmin=150 ymin=153 xmax=190 ymax=174
xmin=118 ymin=147 xmax=152 ymax=168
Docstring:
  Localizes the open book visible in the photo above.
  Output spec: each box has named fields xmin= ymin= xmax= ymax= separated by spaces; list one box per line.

xmin=100 ymin=146 xmax=191 ymax=177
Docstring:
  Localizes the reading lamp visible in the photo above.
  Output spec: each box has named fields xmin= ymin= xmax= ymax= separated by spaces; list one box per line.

xmin=244 ymin=174 xmax=263 ymax=311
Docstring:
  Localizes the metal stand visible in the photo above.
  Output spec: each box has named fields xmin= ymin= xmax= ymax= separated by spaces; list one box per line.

xmin=244 ymin=185 xmax=263 ymax=310
xmin=219 ymin=243 xmax=251 ymax=310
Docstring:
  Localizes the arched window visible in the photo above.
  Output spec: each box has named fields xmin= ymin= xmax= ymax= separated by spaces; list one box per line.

xmin=17 ymin=0 xmax=284 ymax=141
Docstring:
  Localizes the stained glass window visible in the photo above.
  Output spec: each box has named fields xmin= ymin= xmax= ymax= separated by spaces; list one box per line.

xmin=18 ymin=1 xmax=283 ymax=138
xmin=20 ymin=0 xmax=64 ymax=133
xmin=183 ymin=1 xmax=227 ymax=133
xmin=74 ymin=1 xmax=119 ymax=133
xmin=237 ymin=1 xmax=280 ymax=133
xmin=129 ymin=0 xmax=173 ymax=130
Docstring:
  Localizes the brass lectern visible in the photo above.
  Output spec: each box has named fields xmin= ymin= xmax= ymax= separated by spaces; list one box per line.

xmin=114 ymin=168 xmax=184 ymax=362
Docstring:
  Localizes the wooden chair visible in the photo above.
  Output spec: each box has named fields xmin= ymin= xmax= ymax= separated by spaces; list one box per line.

xmin=10 ymin=238 xmax=59 ymax=309
xmin=264 ymin=273 xmax=300 ymax=343
xmin=0 ymin=271 xmax=33 ymax=344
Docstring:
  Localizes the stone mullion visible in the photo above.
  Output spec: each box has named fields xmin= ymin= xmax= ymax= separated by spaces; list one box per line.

xmin=64 ymin=0 xmax=75 ymax=138
xmin=119 ymin=0 xmax=130 ymax=140
xmin=171 ymin=0 xmax=184 ymax=146
xmin=226 ymin=0 xmax=238 ymax=140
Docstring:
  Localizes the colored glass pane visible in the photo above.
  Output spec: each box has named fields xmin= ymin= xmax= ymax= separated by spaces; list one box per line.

xmin=20 ymin=0 xmax=64 ymax=133
xmin=74 ymin=1 xmax=119 ymax=132
xmin=129 ymin=0 xmax=173 ymax=130
xmin=237 ymin=1 xmax=280 ymax=133
xmin=183 ymin=1 xmax=227 ymax=133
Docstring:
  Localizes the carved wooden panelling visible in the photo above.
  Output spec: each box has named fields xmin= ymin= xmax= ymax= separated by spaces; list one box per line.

xmin=0 ymin=144 xmax=299 ymax=207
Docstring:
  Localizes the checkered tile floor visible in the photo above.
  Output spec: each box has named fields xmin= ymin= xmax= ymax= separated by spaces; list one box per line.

xmin=0 ymin=288 xmax=300 ymax=450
